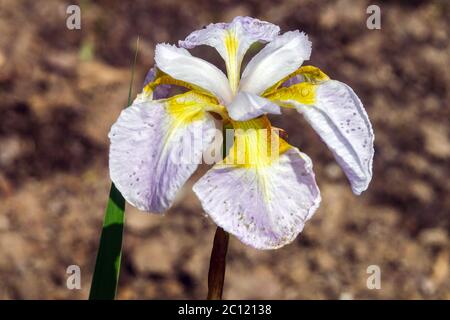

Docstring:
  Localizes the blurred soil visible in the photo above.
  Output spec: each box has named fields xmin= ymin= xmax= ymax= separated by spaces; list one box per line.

xmin=0 ymin=0 xmax=449 ymax=299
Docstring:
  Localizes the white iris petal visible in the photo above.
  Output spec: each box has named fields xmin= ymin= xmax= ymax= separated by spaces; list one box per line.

xmin=227 ymin=91 xmax=281 ymax=121
xmin=155 ymin=43 xmax=233 ymax=104
xmin=240 ymin=31 xmax=312 ymax=95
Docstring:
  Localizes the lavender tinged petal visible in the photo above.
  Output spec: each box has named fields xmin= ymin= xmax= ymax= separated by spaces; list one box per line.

xmin=194 ymin=148 xmax=321 ymax=250
xmin=109 ymin=99 xmax=216 ymax=212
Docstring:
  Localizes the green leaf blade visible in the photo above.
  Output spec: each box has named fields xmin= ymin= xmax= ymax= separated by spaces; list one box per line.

xmin=89 ymin=37 xmax=140 ymax=300
xmin=89 ymin=183 xmax=125 ymax=300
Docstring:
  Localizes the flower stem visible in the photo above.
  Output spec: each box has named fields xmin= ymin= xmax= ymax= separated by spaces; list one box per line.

xmin=207 ymin=227 xmax=229 ymax=300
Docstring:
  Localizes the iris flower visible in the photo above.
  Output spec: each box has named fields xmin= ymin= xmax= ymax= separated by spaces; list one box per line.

xmin=109 ymin=17 xmax=374 ymax=249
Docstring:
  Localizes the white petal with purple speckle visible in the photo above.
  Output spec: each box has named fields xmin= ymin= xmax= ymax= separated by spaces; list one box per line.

xmin=193 ymin=147 xmax=321 ymax=249
xmin=291 ymin=80 xmax=374 ymax=194
xmin=109 ymin=100 xmax=216 ymax=212
xmin=179 ymin=16 xmax=279 ymax=76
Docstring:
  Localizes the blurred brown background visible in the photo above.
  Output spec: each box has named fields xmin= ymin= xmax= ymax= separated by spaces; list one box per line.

xmin=0 ymin=0 xmax=449 ymax=299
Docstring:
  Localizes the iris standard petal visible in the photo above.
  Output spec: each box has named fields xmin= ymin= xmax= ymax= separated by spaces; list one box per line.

xmin=227 ymin=91 xmax=281 ymax=121
xmin=266 ymin=72 xmax=374 ymax=195
xmin=193 ymin=118 xmax=321 ymax=249
xmin=109 ymin=92 xmax=218 ymax=212
xmin=155 ymin=43 xmax=233 ymax=104
xmin=179 ymin=16 xmax=280 ymax=92
xmin=239 ymin=31 xmax=312 ymax=95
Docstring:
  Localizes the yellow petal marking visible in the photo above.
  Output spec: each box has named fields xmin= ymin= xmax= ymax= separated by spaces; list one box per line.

xmin=223 ymin=116 xmax=290 ymax=168
xmin=221 ymin=116 xmax=293 ymax=203
xmin=262 ymin=65 xmax=330 ymax=108
xmin=160 ymin=91 xmax=224 ymax=156
xmin=264 ymin=82 xmax=316 ymax=107
xmin=224 ymin=30 xmax=240 ymax=94
xmin=141 ymin=70 xmax=215 ymax=100
xmin=166 ymin=91 xmax=224 ymax=124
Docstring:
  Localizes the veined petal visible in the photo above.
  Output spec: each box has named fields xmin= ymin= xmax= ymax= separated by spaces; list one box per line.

xmin=109 ymin=91 xmax=218 ymax=212
xmin=155 ymin=43 xmax=233 ymax=104
xmin=227 ymin=91 xmax=281 ymax=121
xmin=239 ymin=31 xmax=312 ymax=95
xmin=179 ymin=16 xmax=280 ymax=93
xmin=193 ymin=145 xmax=321 ymax=250
xmin=265 ymin=68 xmax=374 ymax=194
